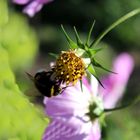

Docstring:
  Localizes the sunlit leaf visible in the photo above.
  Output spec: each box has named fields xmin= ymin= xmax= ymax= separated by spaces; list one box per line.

xmin=0 ymin=47 xmax=48 ymax=140
xmin=0 ymin=0 xmax=8 ymax=27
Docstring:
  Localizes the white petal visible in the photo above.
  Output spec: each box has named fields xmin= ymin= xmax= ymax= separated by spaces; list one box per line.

xmin=90 ymin=75 xmax=99 ymax=97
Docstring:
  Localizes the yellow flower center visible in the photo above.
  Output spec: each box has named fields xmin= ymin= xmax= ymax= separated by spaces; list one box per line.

xmin=53 ymin=50 xmax=86 ymax=85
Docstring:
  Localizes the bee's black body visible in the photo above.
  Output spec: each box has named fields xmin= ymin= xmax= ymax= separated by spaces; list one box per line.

xmin=34 ymin=71 xmax=62 ymax=97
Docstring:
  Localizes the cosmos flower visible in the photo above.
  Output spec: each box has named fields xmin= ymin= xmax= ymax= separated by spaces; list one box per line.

xmin=43 ymin=53 xmax=134 ymax=140
xmin=43 ymin=77 xmax=102 ymax=140
xmin=99 ymin=53 xmax=134 ymax=109
xmin=53 ymin=49 xmax=86 ymax=85
xmin=13 ymin=0 xmax=53 ymax=17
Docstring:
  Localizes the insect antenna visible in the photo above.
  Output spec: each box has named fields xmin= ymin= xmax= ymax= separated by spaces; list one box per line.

xmin=25 ymin=72 xmax=34 ymax=81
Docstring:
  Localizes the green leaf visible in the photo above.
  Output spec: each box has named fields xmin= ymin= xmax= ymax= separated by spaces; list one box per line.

xmin=0 ymin=12 xmax=38 ymax=71
xmin=61 ymin=25 xmax=78 ymax=49
xmin=0 ymin=47 xmax=48 ymax=140
xmin=0 ymin=0 xmax=8 ymax=27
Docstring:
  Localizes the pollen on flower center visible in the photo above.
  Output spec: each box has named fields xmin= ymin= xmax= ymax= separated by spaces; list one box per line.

xmin=53 ymin=50 xmax=86 ymax=85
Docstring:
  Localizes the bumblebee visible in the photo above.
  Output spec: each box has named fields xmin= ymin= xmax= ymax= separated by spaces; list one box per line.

xmin=27 ymin=70 xmax=63 ymax=97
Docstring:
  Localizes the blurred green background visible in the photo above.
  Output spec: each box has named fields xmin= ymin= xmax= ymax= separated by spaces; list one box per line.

xmin=0 ymin=0 xmax=140 ymax=139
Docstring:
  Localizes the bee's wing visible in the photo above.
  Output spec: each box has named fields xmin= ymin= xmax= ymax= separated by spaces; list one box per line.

xmin=24 ymin=87 xmax=42 ymax=97
xmin=25 ymin=72 xmax=42 ymax=97
xmin=24 ymin=86 xmax=44 ymax=105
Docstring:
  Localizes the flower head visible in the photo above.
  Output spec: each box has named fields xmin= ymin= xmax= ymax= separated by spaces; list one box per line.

xmin=56 ymin=24 xmax=116 ymax=87
xmin=43 ymin=53 xmax=134 ymax=140
xmin=13 ymin=0 xmax=53 ymax=17
xmin=53 ymin=50 xmax=86 ymax=85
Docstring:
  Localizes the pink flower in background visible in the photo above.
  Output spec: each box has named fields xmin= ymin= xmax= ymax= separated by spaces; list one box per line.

xmin=99 ymin=53 xmax=134 ymax=109
xmin=43 ymin=53 xmax=134 ymax=140
xmin=13 ymin=0 xmax=53 ymax=17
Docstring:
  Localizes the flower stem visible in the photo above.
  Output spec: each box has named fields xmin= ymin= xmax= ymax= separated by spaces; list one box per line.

xmin=90 ymin=8 xmax=140 ymax=48
xmin=104 ymin=96 xmax=140 ymax=112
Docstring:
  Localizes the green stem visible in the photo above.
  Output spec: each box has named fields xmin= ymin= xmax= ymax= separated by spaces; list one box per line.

xmin=104 ymin=95 xmax=140 ymax=112
xmin=104 ymin=103 xmax=132 ymax=112
xmin=90 ymin=8 xmax=140 ymax=48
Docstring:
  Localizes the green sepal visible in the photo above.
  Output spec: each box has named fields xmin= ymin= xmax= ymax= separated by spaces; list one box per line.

xmin=86 ymin=20 xmax=96 ymax=45
xmin=73 ymin=26 xmax=84 ymax=49
xmin=61 ymin=25 xmax=78 ymax=49
xmin=91 ymin=58 xmax=117 ymax=74
xmin=87 ymin=48 xmax=103 ymax=58
xmin=87 ymin=64 xmax=104 ymax=88
xmin=49 ymin=52 xmax=59 ymax=58
xmin=81 ymin=47 xmax=103 ymax=60
xmin=99 ymin=113 xmax=106 ymax=127
xmin=87 ymin=64 xmax=96 ymax=76
xmin=80 ymin=79 xmax=83 ymax=92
